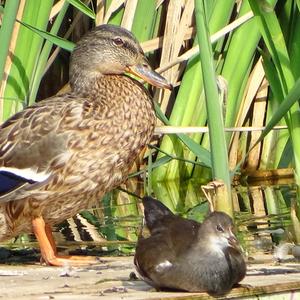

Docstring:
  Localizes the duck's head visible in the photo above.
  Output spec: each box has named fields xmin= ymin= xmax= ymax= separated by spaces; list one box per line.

xmin=70 ymin=24 xmax=171 ymax=91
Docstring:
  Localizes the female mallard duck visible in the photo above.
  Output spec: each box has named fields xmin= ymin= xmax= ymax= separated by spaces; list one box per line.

xmin=0 ymin=24 xmax=171 ymax=266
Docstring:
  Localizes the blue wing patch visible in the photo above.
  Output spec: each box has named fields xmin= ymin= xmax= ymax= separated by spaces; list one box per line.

xmin=0 ymin=171 xmax=35 ymax=195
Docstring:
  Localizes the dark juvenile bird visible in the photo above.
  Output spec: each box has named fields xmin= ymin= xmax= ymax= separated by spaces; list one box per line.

xmin=0 ymin=24 xmax=171 ymax=266
xmin=134 ymin=196 xmax=246 ymax=296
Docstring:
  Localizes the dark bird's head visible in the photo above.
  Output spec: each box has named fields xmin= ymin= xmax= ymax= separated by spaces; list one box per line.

xmin=70 ymin=24 xmax=171 ymax=92
xmin=201 ymin=211 xmax=240 ymax=251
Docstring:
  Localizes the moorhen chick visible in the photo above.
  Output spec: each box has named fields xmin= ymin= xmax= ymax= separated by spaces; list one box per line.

xmin=134 ymin=196 xmax=246 ymax=296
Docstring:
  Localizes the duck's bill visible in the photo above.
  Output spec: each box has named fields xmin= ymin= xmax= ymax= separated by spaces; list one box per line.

xmin=126 ymin=65 xmax=172 ymax=90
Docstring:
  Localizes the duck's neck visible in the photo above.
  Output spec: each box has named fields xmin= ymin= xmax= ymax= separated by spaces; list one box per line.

xmin=70 ymin=70 xmax=103 ymax=96
xmin=70 ymin=72 xmax=151 ymax=110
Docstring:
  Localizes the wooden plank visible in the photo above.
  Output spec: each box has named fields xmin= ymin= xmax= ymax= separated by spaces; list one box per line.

xmin=0 ymin=255 xmax=299 ymax=299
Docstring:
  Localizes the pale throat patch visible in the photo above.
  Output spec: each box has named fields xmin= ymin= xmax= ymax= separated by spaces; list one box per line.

xmin=208 ymin=235 xmax=229 ymax=256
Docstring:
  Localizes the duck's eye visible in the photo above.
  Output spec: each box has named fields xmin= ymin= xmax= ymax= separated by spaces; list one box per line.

xmin=216 ymin=224 xmax=224 ymax=232
xmin=113 ymin=37 xmax=125 ymax=46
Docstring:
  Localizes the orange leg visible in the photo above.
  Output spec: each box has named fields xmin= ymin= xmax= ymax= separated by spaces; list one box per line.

xmin=45 ymin=223 xmax=58 ymax=255
xmin=32 ymin=216 xmax=100 ymax=266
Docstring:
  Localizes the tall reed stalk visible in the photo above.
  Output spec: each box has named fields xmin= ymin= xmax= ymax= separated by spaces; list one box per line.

xmin=194 ymin=0 xmax=232 ymax=214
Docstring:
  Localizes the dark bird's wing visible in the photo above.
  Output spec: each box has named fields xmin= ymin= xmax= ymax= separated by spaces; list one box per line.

xmin=135 ymin=197 xmax=202 ymax=290
xmin=142 ymin=196 xmax=174 ymax=231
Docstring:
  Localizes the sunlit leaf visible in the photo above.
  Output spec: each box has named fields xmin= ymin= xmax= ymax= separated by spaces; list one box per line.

xmin=258 ymin=78 xmax=300 ymax=143
xmin=18 ymin=20 xmax=75 ymax=52
xmin=154 ymin=102 xmax=212 ymax=167
xmin=67 ymin=0 xmax=95 ymax=20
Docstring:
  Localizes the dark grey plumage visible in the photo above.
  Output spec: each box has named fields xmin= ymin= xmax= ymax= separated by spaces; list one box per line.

xmin=134 ymin=196 xmax=246 ymax=296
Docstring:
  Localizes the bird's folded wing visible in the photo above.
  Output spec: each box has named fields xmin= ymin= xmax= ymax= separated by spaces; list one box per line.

xmin=0 ymin=95 xmax=82 ymax=201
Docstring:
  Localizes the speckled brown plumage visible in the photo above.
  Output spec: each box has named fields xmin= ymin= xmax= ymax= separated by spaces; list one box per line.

xmin=0 ymin=24 xmax=170 ymax=265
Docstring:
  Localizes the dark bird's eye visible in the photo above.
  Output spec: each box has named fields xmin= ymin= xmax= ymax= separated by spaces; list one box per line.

xmin=216 ymin=224 xmax=224 ymax=232
xmin=113 ymin=37 xmax=125 ymax=46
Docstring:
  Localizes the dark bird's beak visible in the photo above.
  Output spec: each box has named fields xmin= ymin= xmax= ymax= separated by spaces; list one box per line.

xmin=228 ymin=235 xmax=238 ymax=247
xmin=227 ymin=229 xmax=241 ymax=251
xmin=126 ymin=64 xmax=172 ymax=90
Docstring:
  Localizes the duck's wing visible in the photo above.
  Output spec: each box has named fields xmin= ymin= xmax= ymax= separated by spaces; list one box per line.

xmin=0 ymin=95 xmax=79 ymax=201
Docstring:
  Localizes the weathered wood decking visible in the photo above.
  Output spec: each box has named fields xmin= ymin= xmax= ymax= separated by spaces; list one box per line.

xmin=0 ymin=254 xmax=299 ymax=299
